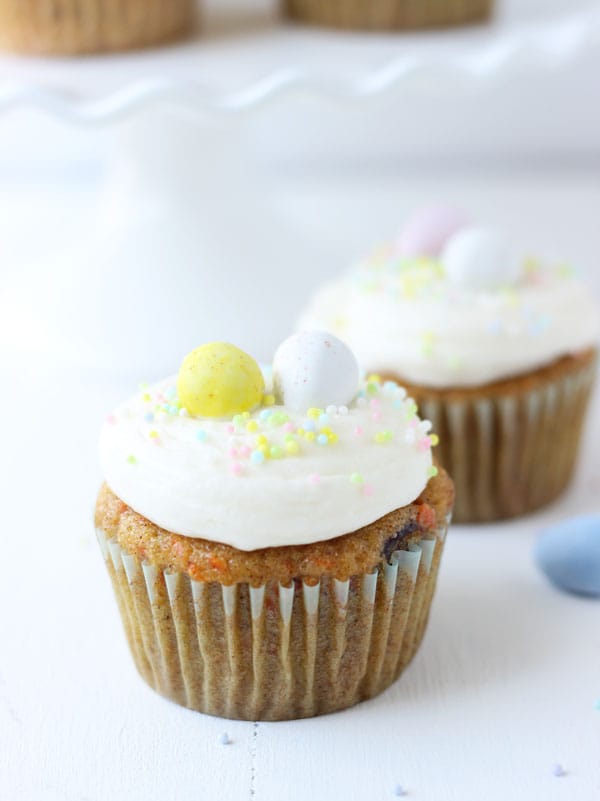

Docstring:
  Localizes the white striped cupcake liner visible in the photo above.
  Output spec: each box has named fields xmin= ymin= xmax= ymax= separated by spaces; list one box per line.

xmin=417 ymin=359 xmax=596 ymax=523
xmin=96 ymin=517 xmax=449 ymax=721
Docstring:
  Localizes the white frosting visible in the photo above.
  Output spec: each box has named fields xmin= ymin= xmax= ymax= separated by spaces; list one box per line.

xmin=300 ymin=257 xmax=599 ymax=388
xmin=100 ymin=377 xmax=433 ymax=550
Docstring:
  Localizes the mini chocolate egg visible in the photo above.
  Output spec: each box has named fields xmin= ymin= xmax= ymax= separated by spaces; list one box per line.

xmin=534 ymin=515 xmax=600 ymax=597
xmin=441 ymin=226 xmax=521 ymax=289
xmin=273 ymin=331 xmax=360 ymax=412
xmin=177 ymin=342 xmax=265 ymax=418
xmin=396 ymin=205 xmax=468 ymax=259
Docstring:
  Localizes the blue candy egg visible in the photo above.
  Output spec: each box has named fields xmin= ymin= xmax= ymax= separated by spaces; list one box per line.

xmin=535 ymin=515 xmax=600 ymax=597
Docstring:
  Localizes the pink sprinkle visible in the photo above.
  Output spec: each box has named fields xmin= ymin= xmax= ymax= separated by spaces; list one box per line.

xmin=283 ymin=422 xmax=295 ymax=433
xmin=238 ymin=445 xmax=251 ymax=458
xmin=106 ymin=414 xmax=116 ymax=424
xmin=371 ymin=410 xmax=382 ymax=422
xmin=308 ymin=473 xmax=321 ymax=485
xmin=408 ymin=418 xmax=418 ymax=428
xmin=363 ymin=483 xmax=374 ymax=496
xmin=231 ymin=462 xmax=243 ymax=477
xmin=226 ymin=424 xmax=235 ymax=434
xmin=354 ymin=426 xmax=364 ymax=436
xmin=417 ymin=436 xmax=432 ymax=452
xmin=369 ymin=398 xmax=381 ymax=409
xmin=229 ymin=447 xmax=238 ymax=458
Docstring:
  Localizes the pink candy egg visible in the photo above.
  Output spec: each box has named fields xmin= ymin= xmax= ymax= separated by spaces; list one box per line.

xmin=396 ymin=205 xmax=468 ymax=259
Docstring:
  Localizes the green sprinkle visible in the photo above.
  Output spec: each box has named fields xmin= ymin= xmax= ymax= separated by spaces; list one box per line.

xmin=270 ymin=446 xmax=283 ymax=459
xmin=427 ymin=465 xmax=439 ymax=478
xmin=126 ymin=454 xmax=137 ymax=465
xmin=350 ymin=472 xmax=364 ymax=485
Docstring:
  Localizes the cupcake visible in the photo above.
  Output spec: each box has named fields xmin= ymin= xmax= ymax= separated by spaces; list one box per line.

xmin=300 ymin=209 xmax=598 ymax=523
xmin=95 ymin=332 xmax=453 ymax=721
xmin=283 ymin=0 xmax=493 ymax=31
xmin=0 ymin=0 xmax=196 ymax=55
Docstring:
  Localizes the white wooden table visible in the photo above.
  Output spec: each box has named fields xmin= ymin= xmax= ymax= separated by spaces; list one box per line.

xmin=1 ymin=171 xmax=599 ymax=801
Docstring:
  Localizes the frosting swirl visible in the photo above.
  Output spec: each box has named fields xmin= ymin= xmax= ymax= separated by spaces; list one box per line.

xmin=99 ymin=376 xmax=434 ymax=550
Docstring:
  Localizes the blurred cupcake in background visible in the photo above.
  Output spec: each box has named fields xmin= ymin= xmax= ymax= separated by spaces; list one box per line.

xmin=300 ymin=208 xmax=598 ymax=523
xmin=283 ymin=0 xmax=493 ymax=31
xmin=0 ymin=0 xmax=196 ymax=55
xmin=96 ymin=333 xmax=453 ymax=721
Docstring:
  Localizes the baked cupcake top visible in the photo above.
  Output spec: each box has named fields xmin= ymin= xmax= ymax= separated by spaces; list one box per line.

xmin=99 ymin=332 xmax=437 ymax=551
xmin=299 ymin=207 xmax=599 ymax=388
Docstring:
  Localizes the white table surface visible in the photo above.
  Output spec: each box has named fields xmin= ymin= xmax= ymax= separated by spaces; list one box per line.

xmin=1 ymin=168 xmax=599 ymax=801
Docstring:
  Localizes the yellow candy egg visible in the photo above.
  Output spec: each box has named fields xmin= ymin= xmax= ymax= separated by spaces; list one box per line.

xmin=177 ymin=343 xmax=265 ymax=418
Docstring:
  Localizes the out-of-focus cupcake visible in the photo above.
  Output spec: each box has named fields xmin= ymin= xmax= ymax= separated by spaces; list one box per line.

xmin=0 ymin=0 xmax=196 ymax=55
xmin=300 ymin=209 xmax=598 ymax=523
xmin=283 ymin=0 xmax=493 ymax=31
xmin=95 ymin=333 xmax=453 ymax=721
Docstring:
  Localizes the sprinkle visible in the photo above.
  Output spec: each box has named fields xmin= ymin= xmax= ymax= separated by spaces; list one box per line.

xmin=149 ymin=430 xmax=159 ymax=439
xmin=304 ymin=431 xmax=316 ymax=442
xmin=371 ymin=410 xmax=382 ymax=422
xmin=363 ymin=483 xmax=374 ymax=496
xmin=338 ymin=405 xmax=349 ymax=415
xmin=142 ymin=392 xmax=152 ymax=402
xmin=366 ymin=381 xmax=379 ymax=396
xmin=326 ymin=405 xmax=337 ymax=415
xmin=218 ymin=733 xmax=231 ymax=745
xmin=167 ymin=404 xmax=179 ymax=416
xmin=263 ymin=394 xmax=275 ymax=407
xmin=256 ymin=434 xmax=268 ymax=446
xmin=126 ymin=454 xmax=137 ymax=465
xmin=285 ymin=440 xmax=300 ymax=455
xmin=259 ymin=409 xmax=272 ymax=422
xmin=165 ymin=386 xmax=177 ymax=400
xmin=283 ymin=421 xmax=295 ymax=433
xmin=251 ymin=450 xmax=265 ymax=465
xmin=308 ymin=473 xmax=321 ymax=484
xmin=317 ymin=434 xmax=328 ymax=446
xmin=552 ymin=764 xmax=566 ymax=778
xmin=419 ymin=419 xmax=432 ymax=433
xmin=232 ymin=414 xmax=245 ymax=428
xmin=394 ymin=785 xmax=406 ymax=797
xmin=196 ymin=429 xmax=207 ymax=442
xmin=318 ymin=413 xmax=330 ymax=426
xmin=430 ymin=433 xmax=439 ymax=446
xmin=144 ymin=412 xmax=154 ymax=423
xmin=354 ymin=426 xmax=364 ymax=436
xmin=246 ymin=420 xmax=258 ymax=433
xmin=350 ymin=472 xmax=364 ymax=485
xmin=367 ymin=373 xmax=381 ymax=384
xmin=328 ymin=433 xmax=338 ymax=444
xmin=428 ymin=465 xmax=439 ymax=478
xmin=307 ymin=407 xmax=322 ymax=420
xmin=106 ymin=414 xmax=116 ymax=424
xmin=383 ymin=380 xmax=398 ymax=392
xmin=374 ymin=431 xmax=393 ymax=444
xmin=178 ymin=408 xmax=188 ymax=417
xmin=238 ymin=445 xmax=251 ymax=458
xmin=303 ymin=420 xmax=317 ymax=432
xmin=230 ymin=462 xmax=243 ymax=477
xmin=226 ymin=424 xmax=235 ymax=434
xmin=417 ymin=436 xmax=431 ymax=451
xmin=270 ymin=446 xmax=283 ymax=459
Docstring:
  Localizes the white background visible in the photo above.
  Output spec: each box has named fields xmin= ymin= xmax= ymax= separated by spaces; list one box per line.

xmin=1 ymin=1 xmax=600 ymax=799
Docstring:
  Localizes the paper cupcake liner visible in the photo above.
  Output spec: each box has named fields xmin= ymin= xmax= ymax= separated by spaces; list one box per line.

xmin=96 ymin=518 xmax=449 ymax=721
xmin=416 ymin=358 xmax=596 ymax=523
xmin=283 ymin=0 xmax=493 ymax=30
xmin=0 ymin=0 xmax=196 ymax=55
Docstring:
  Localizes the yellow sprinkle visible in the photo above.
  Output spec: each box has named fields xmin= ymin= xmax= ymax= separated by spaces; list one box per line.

xmin=246 ymin=420 xmax=259 ymax=432
xmin=328 ymin=433 xmax=338 ymax=444
xmin=307 ymin=408 xmax=322 ymax=420
xmin=263 ymin=394 xmax=275 ymax=407
xmin=285 ymin=440 xmax=300 ymax=455
xmin=142 ymin=393 xmax=151 ymax=402
xmin=242 ymin=411 xmax=250 ymax=419
xmin=304 ymin=431 xmax=316 ymax=442
xmin=149 ymin=430 xmax=159 ymax=439
xmin=320 ymin=426 xmax=332 ymax=436
xmin=256 ymin=434 xmax=268 ymax=446
xmin=430 ymin=433 xmax=439 ymax=446
xmin=367 ymin=374 xmax=381 ymax=384
xmin=258 ymin=444 xmax=269 ymax=456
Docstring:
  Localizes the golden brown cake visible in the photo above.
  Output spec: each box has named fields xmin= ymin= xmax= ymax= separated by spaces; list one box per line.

xmin=0 ymin=0 xmax=196 ymax=55
xmin=95 ymin=334 xmax=454 ymax=720
xmin=299 ymin=209 xmax=599 ymax=523
xmin=283 ymin=0 xmax=493 ymax=30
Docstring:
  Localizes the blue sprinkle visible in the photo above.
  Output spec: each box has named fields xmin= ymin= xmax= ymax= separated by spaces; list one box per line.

xmin=392 ymin=399 xmax=404 ymax=410
xmin=196 ymin=430 xmax=207 ymax=442
xmin=259 ymin=409 xmax=272 ymax=421
xmin=303 ymin=420 xmax=317 ymax=432
xmin=394 ymin=785 xmax=405 ymax=797
xmin=219 ymin=732 xmax=230 ymax=745
xmin=317 ymin=434 xmax=328 ymax=446
xmin=383 ymin=380 xmax=398 ymax=392
xmin=251 ymin=450 xmax=265 ymax=465
xmin=165 ymin=387 xmax=177 ymax=400
xmin=318 ymin=414 xmax=330 ymax=426
xmin=553 ymin=764 xmax=566 ymax=777
xmin=144 ymin=412 xmax=154 ymax=422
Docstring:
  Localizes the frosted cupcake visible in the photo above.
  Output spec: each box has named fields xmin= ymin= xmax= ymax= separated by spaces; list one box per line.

xmin=300 ymin=209 xmax=598 ymax=523
xmin=95 ymin=332 xmax=453 ymax=721
xmin=0 ymin=0 xmax=196 ymax=55
xmin=283 ymin=0 xmax=493 ymax=31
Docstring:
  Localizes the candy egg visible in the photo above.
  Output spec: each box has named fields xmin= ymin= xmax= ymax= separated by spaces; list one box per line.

xmin=396 ymin=205 xmax=468 ymax=259
xmin=534 ymin=515 xmax=600 ymax=597
xmin=441 ymin=226 xmax=521 ymax=290
xmin=177 ymin=342 xmax=265 ymax=418
xmin=273 ymin=331 xmax=360 ymax=412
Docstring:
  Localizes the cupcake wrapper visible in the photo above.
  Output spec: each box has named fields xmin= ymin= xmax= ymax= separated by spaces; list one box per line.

xmin=283 ymin=0 xmax=493 ymax=30
xmin=0 ymin=0 xmax=196 ymax=55
xmin=417 ymin=358 xmax=596 ymax=523
xmin=96 ymin=517 xmax=449 ymax=721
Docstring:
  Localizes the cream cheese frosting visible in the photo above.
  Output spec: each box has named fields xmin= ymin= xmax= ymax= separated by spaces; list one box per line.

xmin=299 ymin=253 xmax=599 ymax=389
xmin=99 ymin=375 xmax=434 ymax=550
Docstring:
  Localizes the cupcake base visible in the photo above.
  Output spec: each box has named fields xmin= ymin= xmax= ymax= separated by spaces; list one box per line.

xmin=283 ymin=0 xmax=493 ymax=31
xmin=95 ymin=473 xmax=453 ymax=720
xmin=0 ymin=0 xmax=196 ymax=56
xmin=386 ymin=349 xmax=597 ymax=524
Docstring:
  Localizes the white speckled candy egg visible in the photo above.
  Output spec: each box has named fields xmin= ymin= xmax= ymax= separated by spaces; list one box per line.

xmin=273 ymin=331 xmax=360 ymax=412
xmin=396 ymin=205 xmax=468 ymax=259
xmin=441 ymin=226 xmax=521 ymax=290
xmin=535 ymin=515 xmax=600 ymax=597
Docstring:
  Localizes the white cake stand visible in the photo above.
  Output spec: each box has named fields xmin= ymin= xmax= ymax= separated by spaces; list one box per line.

xmin=1 ymin=0 xmax=599 ymax=373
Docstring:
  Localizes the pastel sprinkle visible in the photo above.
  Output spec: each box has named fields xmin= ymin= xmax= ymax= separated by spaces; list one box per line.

xmin=231 ymin=462 xmax=243 ymax=477
xmin=307 ymin=407 xmax=322 ymax=420
xmin=226 ymin=424 xmax=235 ymax=434
xmin=106 ymin=414 xmax=116 ymax=424
xmin=218 ymin=733 xmax=231 ymax=745
xmin=270 ymin=446 xmax=283 ymax=459
xmin=263 ymin=394 xmax=275 ymax=407
xmin=283 ymin=422 xmax=295 ymax=433
xmin=350 ymin=472 xmax=364 ymax=485
xmin=363 ymin=483 xmax=374 ymax=496
xmin=142 ymin=392 xmax=151 ymax=402
xmin=308 ymin=473 xmax=321 ymax=484
xmin=178 ymin=408 xmax=188 ymax=417
xmin=251 ymin=450 xmax=265 ymax=465
xmin=371 ymin=410 xmax=382 ymax=422
xmin=317 ymin=434 xmax=329 ymax=445
xmin=552 ymin=764 xmax=566 ymax=778
xmin=149 ymin=430 xmax=159 ymax=439
xmin=259 ymin=409 xmax=272 ymax=422
xmin=417 ymin=436 xmax=431 ymax=451
xmin=428 ymin=465 xmax=439 ymax=478
xmin=303 ymin=420 xmax=317 ymax=432
xmin=354 ymin=426 xmax=364 ymax=436
xmin=430 ymin=433 xmax=439 ymax=446
xmin=144 ymin=412 xmax=154 ymax=422
xmin=238 ymin=445 xmax=251 ymax=458
xmin=374 ymin=430 xmax=393 ymax=444
xmin=394 ymin=785 xmax=406 ymax=797
xmin=126 ymin=454 xmax=137 ymax=465
xmin=285 ymin=440 xmax=300 ymax=455
xmin=318 ymin=413 xmax=330 ymax=426
xmin=246 ymin=420 xmax=258 ymax=432
xmin=196 ymin=430 xmax=207 ymax=442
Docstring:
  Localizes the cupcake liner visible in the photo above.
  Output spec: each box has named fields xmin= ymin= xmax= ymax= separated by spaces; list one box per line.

xmin=283 ymin=0 xmax=493 ymax=30
xmin=416 ymin=356 xmax=597 ymax=523
xmin=0 ymin=0 xmax=196 ymax=55
xmin=96 ymin=517 xmax=449 ymax=721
